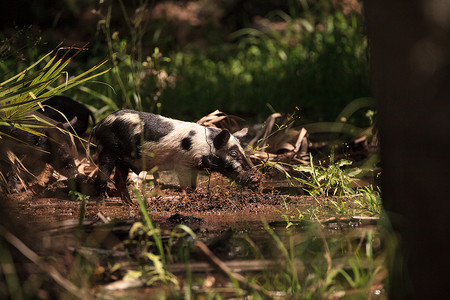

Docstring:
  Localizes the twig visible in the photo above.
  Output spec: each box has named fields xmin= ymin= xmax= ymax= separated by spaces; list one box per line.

xmin=97 ymin=212 xmax=110 ymax=224
xmin=102 ymin=279 xmax=144 ymax=291
xmin=294 ymin=127 xmax=308 ymax=153
xmin=0 ymin=225 xmax=93 ymax=300
xmin=194 ymin=241 xmax=274 ymax=298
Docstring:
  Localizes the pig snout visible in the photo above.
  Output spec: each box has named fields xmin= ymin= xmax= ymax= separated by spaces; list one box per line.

xmin=202 ymin=128 xmax=261 ymax=189
xmin=234 ymin=169 xmax=260 ymax=187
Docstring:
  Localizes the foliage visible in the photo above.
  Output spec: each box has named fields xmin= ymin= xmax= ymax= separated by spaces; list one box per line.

xmin=0 ymin=1 xmax=381 ymax=298
xmin=294 ymin=153 xmax=361 ymax=197
xmin=254 ymin=221 xmax=384 ymax=299
xmin=0 ymin=46 xmax=110 ymax=127
xmin=0 ymin=46 xmax=110 ymax=190
xmin=115 ymin=189 xmax=196 ymax=287
xmin=356 ymin=185 xmax=383 ymax=215
xmin=92 ymin=0 xmax=173 ymax=117
xmin=88 ymin=202 xmax=384 ymax=299
xmin=160 ymin=4 xmax=369 ymax=122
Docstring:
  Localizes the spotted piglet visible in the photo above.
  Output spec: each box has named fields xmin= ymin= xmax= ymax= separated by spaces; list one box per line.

xmin=89 ymin=110 xmax=259 ymax=204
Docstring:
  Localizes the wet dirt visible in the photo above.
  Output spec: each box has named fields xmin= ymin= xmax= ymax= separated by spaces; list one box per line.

xmin=10 ymin=171 xmax=310 ymax=232
xmin=8 ymin=170 xmax=377 ymax=237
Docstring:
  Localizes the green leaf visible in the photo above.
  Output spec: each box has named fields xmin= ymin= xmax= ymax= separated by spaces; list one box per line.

xmin=123 ymin=270 xmax=142 ymax=281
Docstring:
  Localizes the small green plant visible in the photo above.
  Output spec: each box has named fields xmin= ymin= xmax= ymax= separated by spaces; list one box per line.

xmin=69 ymin=191 xmax=90 ymax=202
xmin=276 ymin=197 xmax=296 ymax=228
xmin=296 ymin=208 xmax=307 ymax=221
xmin=329 ymin=197 xmax=347 ymax=215
xmin=69 ymin=191 xmax=90 ymax=229
xmin=252 ymin=218 xmax=385 ymax=299
xmin=262 ymin=219 xmax=301 ymax=294
xmin=333 ymin=230 xmax=384 ymax=293
xmin=294 ymin=153 xmax=361 ymax=197
xmin=356 ymin=185 xmax=383 ymax=215
xmin=118 ymin=189 xmax=196 ymax=288
xmin=277 ymin=210 xmax=295 ymax=229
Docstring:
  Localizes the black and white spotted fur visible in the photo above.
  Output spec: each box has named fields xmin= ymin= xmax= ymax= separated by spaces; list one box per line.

xmin=89 ymin=110 xmax=259 ymax=203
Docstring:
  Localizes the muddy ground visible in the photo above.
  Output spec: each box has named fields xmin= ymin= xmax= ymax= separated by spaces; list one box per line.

xmin=10 ymin=171 xmax=306 ymax=230
xmin=7 ymin=166 xmax=379 ymax=237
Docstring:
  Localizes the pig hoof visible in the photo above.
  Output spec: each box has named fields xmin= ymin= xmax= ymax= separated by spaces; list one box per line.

xmin=118 ymin=190 xmax=134 ymax=206
xmin=180 ymin=187 xmax=195 ymax=195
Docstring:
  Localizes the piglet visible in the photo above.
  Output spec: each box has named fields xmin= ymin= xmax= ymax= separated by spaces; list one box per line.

xmin=89 ymin=110 xmax=259 ymax=204
xmin=40 ymin=95 xmax=95 ymax=136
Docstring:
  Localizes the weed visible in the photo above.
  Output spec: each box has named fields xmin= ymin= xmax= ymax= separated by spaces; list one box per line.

xmin=120 ymin=189 xmax=197 ymax=288
xmin=69 ymin=191 xmax=90 ymax=202
xmin=69 ymin=191 xmax=90 ymax=230
xmin=0 ymin=46 xmax=110 ymax=125
xmin=244 ymin=218 xmax=385 ymax=299
xmin=262 ymin=219 xmax=301 ymax=294
xmin=294 ymin=153 xmax=361 ymax=197
xmin=277 ymin=210 xmax=295 ymax=229
xmin=356 ymin=185 xmax=383 ymax=215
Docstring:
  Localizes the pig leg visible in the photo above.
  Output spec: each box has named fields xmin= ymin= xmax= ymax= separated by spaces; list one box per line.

xmin=113 ymin=163 xmax=133 ymax=205
xmin=153 ymin=171 xmax=160 ymax=187
xmin=6 ymin=173 xmax=20 ymax=193
xmin=96 ymin=151 xmax=116 ymax=198
xmin=190 ymin=170 xmax=198 ymax=188
xmin=177 ymin=169 xmax=198 ymax=193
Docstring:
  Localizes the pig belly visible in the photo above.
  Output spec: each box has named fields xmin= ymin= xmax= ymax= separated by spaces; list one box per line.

xmin=128 ymin=142 xmax=194 ymax=173
xmin=128 ymin=143 xmax=199 ymax=188
xmin=128 ymin=151 xmax=176 ymax=173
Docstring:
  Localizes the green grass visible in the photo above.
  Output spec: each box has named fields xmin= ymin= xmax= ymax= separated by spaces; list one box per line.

xmin=159 ymin=7 xmax=369 ymax=122
xmin=294 ymin=153 xmax=361 ymax=197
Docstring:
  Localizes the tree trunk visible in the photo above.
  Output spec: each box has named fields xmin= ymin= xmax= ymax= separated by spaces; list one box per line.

xmin=364 ymin=0 xmax=450 ymax=298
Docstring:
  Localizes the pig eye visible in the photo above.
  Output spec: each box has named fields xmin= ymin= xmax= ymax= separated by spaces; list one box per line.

xmin=230 ymin=150 xmax=238 ymax=158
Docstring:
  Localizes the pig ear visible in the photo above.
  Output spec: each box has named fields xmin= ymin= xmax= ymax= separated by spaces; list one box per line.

xmin=232 ymin=128 xmax=248 ymax=141
xmin=62 ymin=117 xmax=77 ymax=131
xmin=213 ymin=129 xmax=231 ymax=149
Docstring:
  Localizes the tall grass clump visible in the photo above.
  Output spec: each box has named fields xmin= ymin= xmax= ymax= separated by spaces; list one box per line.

xmin=294 ymin=153 xmax=361 ymax=198
xmin=87 ymin=0 xmax=173 ymax=117
xmin=255 ymin=221 xmax=384 ymax=299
